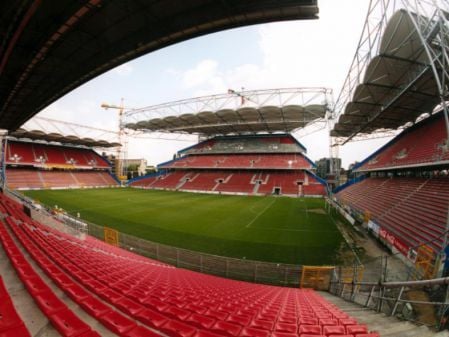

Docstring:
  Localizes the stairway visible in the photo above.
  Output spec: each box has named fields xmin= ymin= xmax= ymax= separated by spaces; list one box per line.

xmin=252 ymin=182 xmax=260 ymax=194
xmin=318 ymin=291 xmax=449 ymax=337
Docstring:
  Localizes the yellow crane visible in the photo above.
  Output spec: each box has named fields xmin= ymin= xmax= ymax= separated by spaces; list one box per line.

xmin=101 ymin=99 xmax=128 ymax=181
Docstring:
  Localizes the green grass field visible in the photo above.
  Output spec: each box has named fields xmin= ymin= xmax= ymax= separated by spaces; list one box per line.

xmin=23 ymin=188 xmax=344 ymax=265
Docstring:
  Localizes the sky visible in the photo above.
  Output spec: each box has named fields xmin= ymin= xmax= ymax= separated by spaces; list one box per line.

xmin=32 ymin=0 xmax=393 ymax=169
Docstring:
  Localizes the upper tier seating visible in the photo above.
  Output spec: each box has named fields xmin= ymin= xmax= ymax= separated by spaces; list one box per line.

xmin=7 ymin=141 xmax=110 ymax=169
xmin=6 ymin=168 xmax=118 ymax=190
xmin=0 ymin=193 xmax=378 ymax=337
xmin=183 ymin=135 xmax=303 ymax=155
xmin=356 ymin=112 xmax=449 ymax=172
xmin=336 ymin=177 xmax=449 ymax=253
xmin=161 ymin=154 xmax=312 ymax=170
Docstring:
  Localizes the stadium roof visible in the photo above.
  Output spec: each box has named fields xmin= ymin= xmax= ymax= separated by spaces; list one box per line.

xmin=126 ymin=105 xmax=327 ymax=135
xmin=9 ymin=128 xmax=120 ymax=148
xmin=124 ymin=88 xmax=332 ymax=136
xmin=0 ymin=1 xmax=318 ymax=131
xmin=331 ymin=9 xmax=446 ymax=139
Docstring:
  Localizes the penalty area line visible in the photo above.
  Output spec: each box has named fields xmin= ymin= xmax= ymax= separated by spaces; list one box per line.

xmin=246 ymin=198 xmax=277 ymax=228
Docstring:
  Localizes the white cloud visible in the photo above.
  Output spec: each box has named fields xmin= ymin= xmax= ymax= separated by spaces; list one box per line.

xmin=183 ymin=59 xmax=220 ymax=88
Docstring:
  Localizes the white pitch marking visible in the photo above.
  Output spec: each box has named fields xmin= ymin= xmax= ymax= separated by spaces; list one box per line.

xmin=246 ymin=198 xmax=277 ymax=228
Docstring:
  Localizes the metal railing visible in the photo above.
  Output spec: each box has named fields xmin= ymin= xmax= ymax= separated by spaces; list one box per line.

xmin=86 ymin=219 xmax=303 ymax=287
xmin=330 ymin=273 xmax=449 ymax=330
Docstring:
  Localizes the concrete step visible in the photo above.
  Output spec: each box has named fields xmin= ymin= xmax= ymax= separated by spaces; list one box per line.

xmin=318 ymin=291 xmax=448 ymax=337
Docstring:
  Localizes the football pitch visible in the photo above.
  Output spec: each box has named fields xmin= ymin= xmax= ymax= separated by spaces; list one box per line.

xmin=23 ymin=188 xmax=344 ymax=265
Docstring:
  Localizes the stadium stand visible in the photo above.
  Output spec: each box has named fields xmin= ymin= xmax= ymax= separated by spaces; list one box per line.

xmin=354 ymin=112 xmax=449 ymax=172
xmin=131 ymin=134 xmax=327 ymax=197
xmin=0 ymin=192 xmax=378 ymax=337
xmin=5 ymin=141 xmax=118 ymax=190
xmin=335 ymin=112 xmax=449 ymax=258
xmin=7 ymin=141 xmax=110 ymax=168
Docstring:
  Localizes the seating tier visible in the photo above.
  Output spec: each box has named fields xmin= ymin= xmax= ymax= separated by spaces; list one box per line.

xmin=336 ymin=177 xmax=449 ymax=253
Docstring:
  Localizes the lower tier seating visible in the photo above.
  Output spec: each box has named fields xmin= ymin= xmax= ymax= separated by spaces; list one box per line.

xmin=131 ymin=170 xmax=327 ymax=196
xmin=6 ymin=168 xmax=118 ymax=190
xmin=336 ymin=176 xmax=449 ymax=253
xmin=0 ymin=193 xmax=378 ymax=337
xmin=0 ymin=275 xmax=31 ymax=337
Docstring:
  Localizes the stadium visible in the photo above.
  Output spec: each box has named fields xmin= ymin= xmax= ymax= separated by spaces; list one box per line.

xmin=0 ymin=1 xmax=448 ymax=337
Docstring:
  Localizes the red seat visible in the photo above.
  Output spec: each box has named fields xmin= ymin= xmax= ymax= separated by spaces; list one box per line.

xmin=0 ymin=324 xmax=32 ymax=337
xmin=23 ymin=276 xmax=49 ymax=296
xmin=320 ymin=318 xmax=338 ymax=326
xmin=115 ymin=297 xmax=145 ymax=316
xmin=323 ymin=325 xmax=346 ymax=335
xmin=250 ymin=319 xmax=273 ymax=331
xmin=52 ymin=273 xmax=75 ymax=288
xmin=239 ymin=327 xmax=270 ymax=337
xmin=65 ymin=283 xmax=89 ymax=302
xmin=98 ymin=288 xmax=123 ymax=304
xmin=186 ymin=313 xmax=216 ymax=329
xmin=211 ymin=320 xmax=242 ymax=336
xmin=299 ymin=325 xmax=321 ymax=335
xmin=79 ymin=296 xmax=112 ymax=319
xmin=275 ymin=322 xmax=297 ymax=333
xmin=34 ymin=290 xmax=67 ymax=316
xmin=346 ymin=325 xmax=368 ymax=335
xmin=205 ymin=309 xmax=229 ymax=321
xmin=227 ymin=314 xmax=252 ymax=327
xmin=135 ymin=307 xmax=168 ymax=328
xmin=83 ymin=279 xmax=106 ymax=293
xmin=163 ymin=306 xmax=192 ymax=320
xmin=299 ymin=318 xmax=318 ymax=325
xmin=0 ymin=298 xmax=24 ymax=332
xmin=142 ymin=297 xmax=170 ymax=312
xmin=160 ymin=319 xmax=197 ymax=337
xmin=98 ymin=311 xmax=137 ymax=336
xmin=339 ymin=319 xmax=357 ymax=326
xmin=49 ymin=309 xmax=92 ymax=337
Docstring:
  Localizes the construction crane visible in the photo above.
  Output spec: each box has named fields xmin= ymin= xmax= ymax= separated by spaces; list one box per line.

xmin=101 ymin=99 xmax=128 ymax=180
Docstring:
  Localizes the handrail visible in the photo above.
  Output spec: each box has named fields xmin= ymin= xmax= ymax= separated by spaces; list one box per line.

xmin=331 ymin=276 xmax=449 ymax=288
